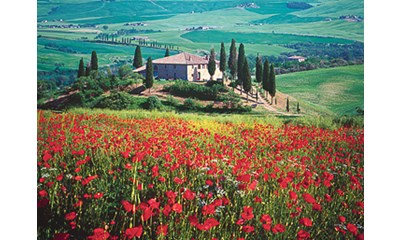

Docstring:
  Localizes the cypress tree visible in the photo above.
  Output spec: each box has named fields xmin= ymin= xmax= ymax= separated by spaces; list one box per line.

xmin=228 ymin=39 xmax=237 ymax=81
xmin=165 ymin=48 xmax=170 ymax=57
xmin=78 ymin=58 xmax=85 ymax=78
xmin=145 ymin=57 xmax=154 ymax=93
xmin=133 ymin=46 xmax=143 ymax=69
xmin=207 ymin=48 xmax=216 ymax=80
xmin=262 ymin=58 xmax=269 ymax=100
xmin=85 ymin=63 xmax=91 ymax=77
xmin=90 ymin=51 xmax=98 ymax=71
xmin=297 ymin=102 xmax=300 ymax=114
xmin=286 ymin=97 xmax=290 ymax=112
xmin=219 ymin=42 xmax=227 ymax=84
xmin=242 ymin=57 xmax=252 ymax=101
xmin=237 ymin=43 xmax=245 ymax=92
xmin=255 ymin=54 xmax=263 ymax=84
xmin=269 ymin=64 xmax=276 ymax=104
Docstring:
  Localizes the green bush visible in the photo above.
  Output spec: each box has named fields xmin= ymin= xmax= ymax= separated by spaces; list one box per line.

xmin=166 ymin=80 xmax=228 ymax=100
xmin=165 ymin=95 xmax=180 ymax=107
xmin=183 ymin=98 xmax=200 ymax=110
xmin=91 ymin=91 xmax=136 ymax=110
xmin=144 ymin=96 xmax=163 ymax=110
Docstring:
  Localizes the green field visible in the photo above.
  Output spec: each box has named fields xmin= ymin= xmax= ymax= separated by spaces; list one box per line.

xmin=181 ymin=30 xmax=355 ymax=45
xmin=277 ymin=65 xmax=364 ymax=115
xmin=37 ymin=37 xmax=175 ymax=71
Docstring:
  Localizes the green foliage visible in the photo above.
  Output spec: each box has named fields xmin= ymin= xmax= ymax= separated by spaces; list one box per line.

xmin=165 ymin=48 xmax=170 ymax=57
xmin=255 ymin=55 xmax=263 ymax=83
xmin=166 ymin=81 xmax=227 ymax=101
xmin=237 ymin=43 xmax=245 ymax=85
xmin=145 ymin=57 xmax=154 ymax=91
xmin=268 ymin=64 xmax=276 ymax=97
xmin=133 ymin=46 xmax=143 ymax=69
xmin=286 ymin=98 xmax=290 ymax=112
xmin=90 ymin=50 xmax=98 ymax=71
xmin=242 ymin=58 xmax=252 ymax=93
xmin=37 ymin=80 xmax=57 ymax=100
xmin=144 ymin=96 xmax=163 ymax=110
xmin=228 ymin=39 xmax=237 ymax=79
xmin=219 ymin=42 xmax=226 ymax=73
xmin=216 ymin=90 xmax=241 ymax=108
xmin=262 ymin=58 xmax=269 ymax=93
xmin=207 ymin=48 xmax=216 ymax=80
xmin=91 ymin=91 xmax=137 ymax=110
xmin=165 ymin=95 xmax=180 ymax=107
xmin=183 ymin=98 xmax=200 ymax=110
xmin=78 ymin=58 xmax=85 ymax=78
xmin=119 ymin=64 xmax=132 ymax=80
xmin=297 ymin=102 xmax=301 ymax=113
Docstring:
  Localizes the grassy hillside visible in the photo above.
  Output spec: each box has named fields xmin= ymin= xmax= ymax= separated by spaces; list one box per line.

xmin=277 ymin=65 xmax=364 ymax=115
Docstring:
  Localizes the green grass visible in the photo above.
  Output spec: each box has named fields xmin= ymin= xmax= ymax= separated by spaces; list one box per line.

xmin=37 ymin=37 xmax=176 ymax=71
xmin=277 ymin=65 xmax=364 ymax=115
xmin=251 ymin=14 xmax=326 ymax=25
xmin=181 ymin=30 xmax=355 ymax=45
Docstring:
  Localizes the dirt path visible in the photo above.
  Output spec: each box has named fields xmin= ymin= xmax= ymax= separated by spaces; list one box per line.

xmin=147 ymin=0 xmax=168 ymax=11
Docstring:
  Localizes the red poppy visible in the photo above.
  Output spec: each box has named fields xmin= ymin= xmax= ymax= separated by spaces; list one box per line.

xmin=241 ymin=206 xmax=254 ymax=221
xmin=302 ymin=193 xmax=316 ymax=204
xmin=242 ymin=225 xmax=255 ymax=233
xmin=183 ymin=189 xmax=196 ymax=201
xmin=260 ymin=214 xmax=272 ymax=225
xmin=347 ymin=223 xmax=358 ymax=236
xmin=39 ymin=190 xmax=48 ymax=198
xmin=299 ymin=217 xmax=312 ymax=227
xmin=141 ymin=207 xmax=152 ymax=221
xmin=157 ymin=224 xmax=168 ymax=236
xmin=125 ymin=225 xmax=143 ymax=239
xmin=338 ymin=216 xmax=346 ymax=223
xmin=272 ymin=224 xmax=285 ymax=234
xmin=188 ymin=214 xmax=199 ymax=226
xmin=52 ymin=233 xmax=70 ymax=240
xmin=297 ymin=230 xmax=310 ymax=240
xmin=65 ymin=212 xmax=76 ymax=221
xmin=88 ymin=228 xmax=110 ymax=240
xmin=93 ymin=192 xmax=104 ymax=199
xmin=289 ymin=191 xmax=298 ymax=201
xmin=162 ymin=204 xmax=171 ymax=217
xmin=172 ymin=203 xmax=182 ymax=214
xmin=262 ymin=224 xmax=271 ymax=231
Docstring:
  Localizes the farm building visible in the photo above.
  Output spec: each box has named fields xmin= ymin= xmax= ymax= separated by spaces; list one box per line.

xmin=287 ymin=55 xmax=307 ymax=62
xmin=133 ymin=52 xmax=223 ymax=81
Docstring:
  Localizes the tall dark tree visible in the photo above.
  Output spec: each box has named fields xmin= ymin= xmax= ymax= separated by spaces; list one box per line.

xmin=78 ymin=58 xmax=85 ymax=78
xmin=145 ymin=57 xmax=154 ymax=93
xmin=207 ymin=48 xmax=216 ymax=80
xmin=85 ymin=63 xmax=91 ymax=77
xmin=165 ymin=48 xmax=170 ymax=57
xmin=228 ymin=39 xmax=237 ymax=81
xmin=262 ymin=58 xmax=269 ymax=99
xmin=255 ymin=54 xmax=263 ymax=84
xmin=269 ymin=64 xmax=276 ymax=104
xmin=242 ymin=57 xmax=252 ymax=101
xmin=90 ymin=51 xmax=98 ymax=71
xmin=133 ymin=46 xmax=143 ymax=69
xmin=297 ymin=102 xmax=300 ymax=114
xmin=286 ymin=97 xmax=290 ymax=112
xmin=237 ymin=43 xmax=245 ymax=94
xmin=219 ymin=42 xmax=227 ymax=84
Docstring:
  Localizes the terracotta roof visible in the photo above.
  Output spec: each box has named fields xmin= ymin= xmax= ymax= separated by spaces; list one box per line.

xmin=287 ymin=55 xmax=306 ymax=59
xmin=153 ymin=52 xmax=209 ymax=65
xmin=133 ymin=65 xmax=146 ymax=73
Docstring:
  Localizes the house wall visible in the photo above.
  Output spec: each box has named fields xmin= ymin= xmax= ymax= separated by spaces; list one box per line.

xmin=186 ymin=64 xmax=223 ymax=81
xmin=154 ymin=64 xmax=188 ymax=80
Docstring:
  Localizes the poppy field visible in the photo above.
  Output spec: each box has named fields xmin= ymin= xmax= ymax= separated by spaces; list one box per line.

xmin=37 ymin=111 xmax=364 ymax=239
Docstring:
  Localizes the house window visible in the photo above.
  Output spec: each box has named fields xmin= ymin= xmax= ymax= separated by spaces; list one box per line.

xmin=198 ymin=64 xmax=201 ymax=69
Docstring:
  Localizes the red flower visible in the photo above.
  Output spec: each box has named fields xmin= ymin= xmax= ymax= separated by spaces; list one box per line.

xmin=272 ymin=224 xmax=286 ymax=234
xmin=174 ymin=177 xmax=184 ymax=184
xmin=248 ymin=180 xmax=257 ymax=190
xmin=254 ymin=196 xmax=262 ymax=203
xmin=141 ymin=207 xmax=153 ymax=221
xmin=338 ymin=216 xmax=346 ymax=223
xmin=289 ymin=191 xmax=298 ymax=201
xmin=65 ymin=212 xmax=76 ymax=221
xmin=188 ymin=214 xmax=199 ymax=226
xmin=242 ymin=225 xmax=255 ymax=233
xmin=52 ymin=233 xmax=70 ymax=240
xmin=324 ymin=194 xmax=332 ymax=202
xmin=241 ymin=206 xmax=254 ymax=221
xmin=312 ymin=203 xmax=322 ymax=211
xmin=297 ymin=230 xmax=310 ymax=240
xmin=302 ymin=193 xmax=316 ymax=204
xmin=37 ymin=198 xmax=49 ymax=208
xmin=39 ymin=190 xmax=48 ymax=198
xmin=88 ymin=228 xmax=110 ymax=240
xmin=125 ymin=225 xmax=143 ymax=239
xmin=121 ymin=200 xmax=136 ymax=213
xmin=162 ymin=204 xmax=171 ymax=217
xmin=183 ymin=189 xmax=196 ymax=201
xmin=43 ymin=152 xmax=52 ymax=161
xmin=262 ymin=224 xmax=271 ymax=231
xmin=172 ymin=203 xmax=182 ymax=214
xmin=347 ymin=223 xmax=358 ymax=236
xmin=93 ymin=192 xmax=104 ymax=199
xmin=356 ymin=233 xmax=364 ymax=240
xmin=206 ymin=179 xmax=213 ymax=186
xmin=299 ymin=217 xmax=312 ymax=227
xmin=157 ymin=224 xmax=168 ymax=236
xmin=260 ymin=214 xmax=272 ymax=225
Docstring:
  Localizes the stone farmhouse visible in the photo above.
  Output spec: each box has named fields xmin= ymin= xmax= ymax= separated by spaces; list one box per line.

xmin=133 ymin=52 xmax=223 ymax=81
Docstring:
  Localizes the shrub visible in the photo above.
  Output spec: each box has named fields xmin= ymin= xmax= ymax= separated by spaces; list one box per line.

xmin=91 ymin=92 xmax=136 ymax=110
xmin=144 ymin=96 xmax=163 ymax=110
xmin=165 ymin=95 xmax=180 ymax=107
xmin=166 ymin=81 xmax=228 ymax=101
xmin=183 ymin=98 xmax=200 ymax=110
